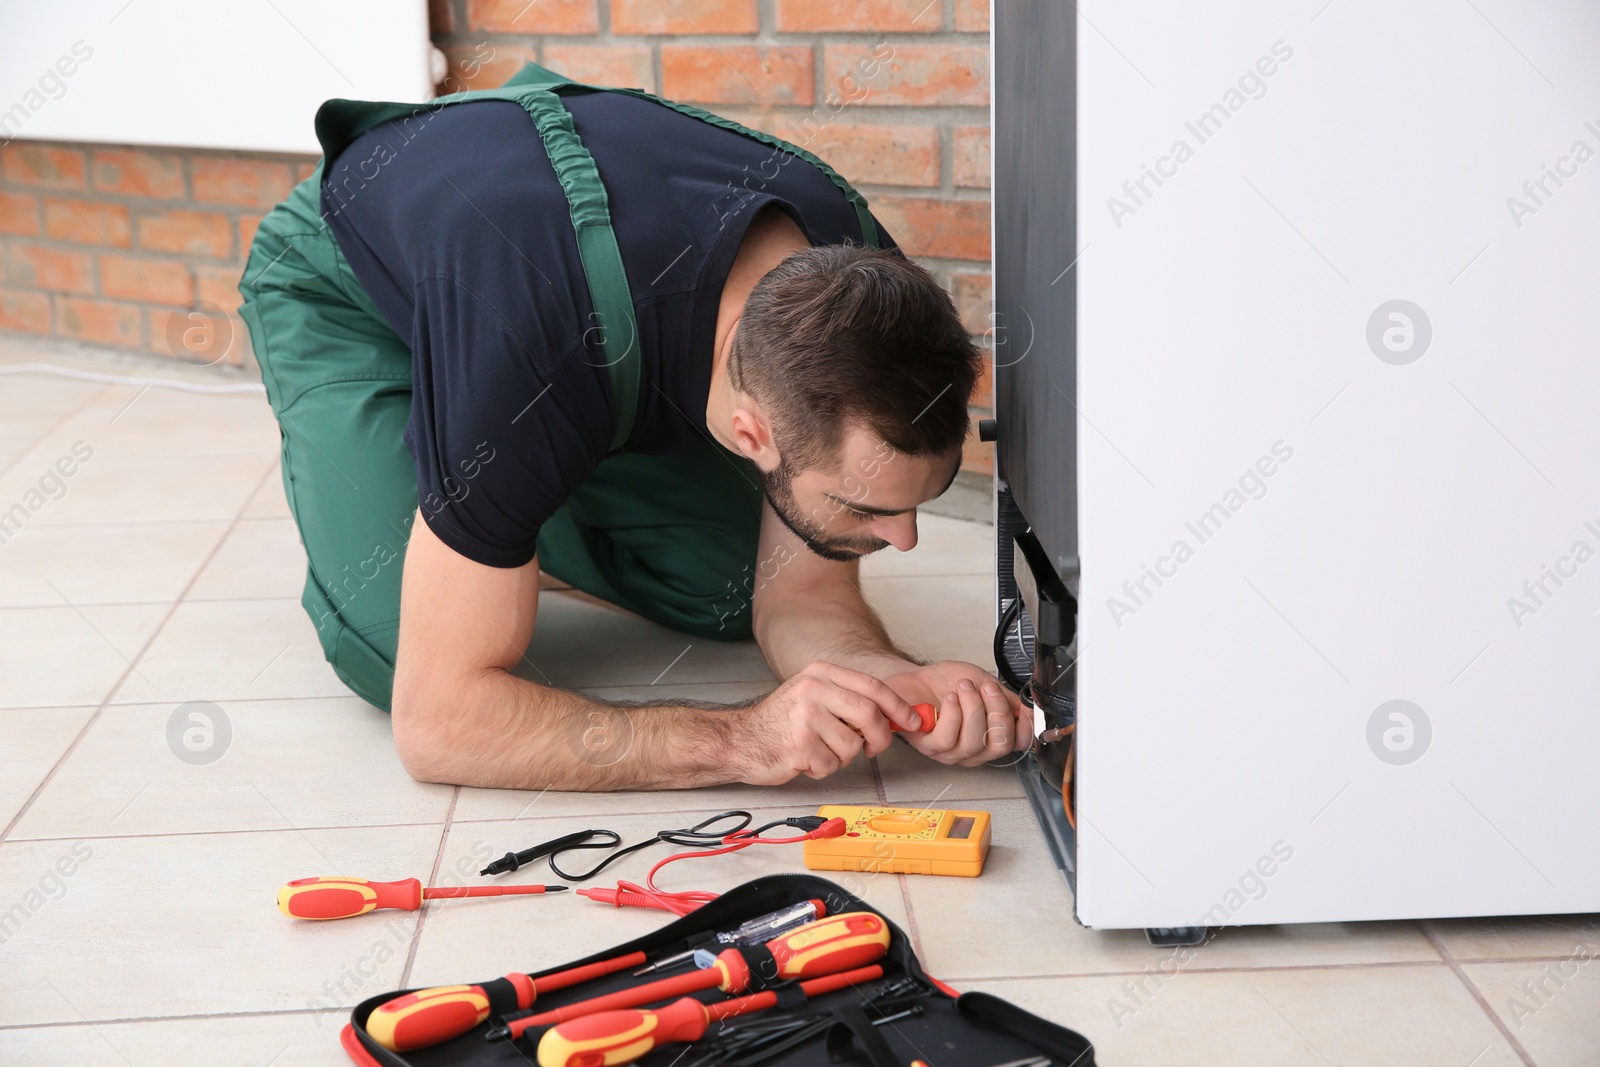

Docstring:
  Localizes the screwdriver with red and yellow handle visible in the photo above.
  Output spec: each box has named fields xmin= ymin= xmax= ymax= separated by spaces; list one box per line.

xmin=535 ymin=964 xmax=885 ymax=1067
xmin=488 ymin=911 xmax=892 ymax=1043
xmin=895 ymin=703 xmax=939 ymax=733
xmin=277 ymin=876 xmax=566 ymax=920
xmin=364 ymin=950 xmax=649 ymax=1052
xmin=632 ymin=899 xmax=826 ymax=975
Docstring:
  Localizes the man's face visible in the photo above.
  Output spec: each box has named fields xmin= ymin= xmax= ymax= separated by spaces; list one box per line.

xmin=760 ymin=424 xmax=963 ymax=562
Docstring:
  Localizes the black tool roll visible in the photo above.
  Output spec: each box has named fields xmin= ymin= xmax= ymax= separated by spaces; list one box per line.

xmin=345 ymin=873 xmax=1094 ymax=1067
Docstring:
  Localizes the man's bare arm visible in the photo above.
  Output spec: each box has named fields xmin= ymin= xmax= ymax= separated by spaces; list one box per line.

xmin=750 ymin=501 xmax=1028 ymax=766
xmin=391 ymin=511 xmax=916 ymax=789
xmin=750 ymin=502 xmax=920 ymax=680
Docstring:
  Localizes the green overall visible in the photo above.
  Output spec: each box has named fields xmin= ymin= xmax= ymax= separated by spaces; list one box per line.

xmin=238 ymin=62 xmax=879 ymax=712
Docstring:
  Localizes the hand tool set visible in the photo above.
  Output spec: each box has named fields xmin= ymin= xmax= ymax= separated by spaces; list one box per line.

xmin=327 ymin=874 xmax=1095 ymax=1067
xmin=488 ymin=909 xmax=891 ymax=1045
xmin=672 ymin=974 xmax=930 ymax=1067
xmin=273 ymin=787 xmax=1086 ymax=1065
xmin=277 ymin=810 xmax=847 ymax=924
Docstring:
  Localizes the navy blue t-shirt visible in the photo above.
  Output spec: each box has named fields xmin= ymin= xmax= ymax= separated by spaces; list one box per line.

xmin=320 ymin=91 xmax=897 ymax=567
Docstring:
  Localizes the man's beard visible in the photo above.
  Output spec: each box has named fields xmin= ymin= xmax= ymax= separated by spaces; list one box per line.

xmin=760 ymin=462 xmax=889 ymax=563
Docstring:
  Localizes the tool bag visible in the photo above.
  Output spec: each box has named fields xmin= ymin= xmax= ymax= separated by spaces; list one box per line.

xmin=340 ymin=873 xmax=1094 ymax=1067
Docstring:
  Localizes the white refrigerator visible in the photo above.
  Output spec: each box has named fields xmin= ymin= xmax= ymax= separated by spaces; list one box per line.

xmin=994 ymin=0 xmax=1600 ymax=931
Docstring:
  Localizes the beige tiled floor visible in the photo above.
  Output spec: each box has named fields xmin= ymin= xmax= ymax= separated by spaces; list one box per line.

xmin=0 ymin=343 xmax=1595 ymax=1066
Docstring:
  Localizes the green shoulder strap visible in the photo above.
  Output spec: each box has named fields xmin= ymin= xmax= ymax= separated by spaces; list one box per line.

xmin=310 ymin=62 xmax=881 ymax=456
xmin=501 ymin=62 xmax=882 ymax=249
xmin=314 ymin=76 xmax=640 ymax=454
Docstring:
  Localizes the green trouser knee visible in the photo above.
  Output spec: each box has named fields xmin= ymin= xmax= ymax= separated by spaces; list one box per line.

xmin=238 ymin=170 xmax=763 ymax=712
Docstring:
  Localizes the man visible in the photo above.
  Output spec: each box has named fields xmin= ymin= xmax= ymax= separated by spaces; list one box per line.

xmin=238 ymin=63 xmax=1026 ymax=792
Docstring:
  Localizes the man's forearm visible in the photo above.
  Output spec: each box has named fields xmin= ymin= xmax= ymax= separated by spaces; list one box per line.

xmin=754 ymin=578 xmax=922 ymax=681
xmin=394 ymin=669 xmax=755 ymax=791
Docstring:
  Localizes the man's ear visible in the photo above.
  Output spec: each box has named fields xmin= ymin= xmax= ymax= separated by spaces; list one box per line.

xmin=729 ymin=403 xmax=779 ymax=472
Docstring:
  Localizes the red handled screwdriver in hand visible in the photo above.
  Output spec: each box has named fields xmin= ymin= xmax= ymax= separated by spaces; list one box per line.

xmin=894 ymin=703 xmax=938 ymax=733
xmin=535 ymin=964 xmax=885 ymax=1067
xmin=488 ymin=911 xmax=892 ymax=1043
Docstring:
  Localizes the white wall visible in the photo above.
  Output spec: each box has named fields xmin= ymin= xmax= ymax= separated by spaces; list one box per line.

xmin=0 ymin=0 xmax=434 ymax=154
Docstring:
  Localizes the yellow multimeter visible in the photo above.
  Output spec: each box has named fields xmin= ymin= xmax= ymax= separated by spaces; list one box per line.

xmin=802 ymin=805 xmax=992 ymax=877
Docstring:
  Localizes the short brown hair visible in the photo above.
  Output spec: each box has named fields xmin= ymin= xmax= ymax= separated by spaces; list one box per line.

xmin=729 ymin=244 xmax=980 ymax=473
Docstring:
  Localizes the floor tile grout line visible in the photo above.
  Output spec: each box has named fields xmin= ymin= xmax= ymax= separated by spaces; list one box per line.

xmin=0 ymin=461 xmax=277 ymax=845
xmin=19 ymin=516 xmax=285 ymax=528
xmin=7 ymin=451 xmax=290 ymax=462
xmin=0 ymin=595 xmax=303 ymax=611
xmin=398 ymin=785 xmax=462 ymax=989
xmin=6 ymin=820 xmax=455 ymax=845
xmin=0 ymin=386 xmax=113 ymax=483
xmin=1420 ymin=921 xmax=1540 ymax=1067
xmin=107 ymin=455 xmax=278 ymax=694
xmin=0 ymin=1007 xmax=332 ymax=1031
xmin=1 ymin=793 xmax=1031 ymax=845
xmin=0 ymin=955 xmax=1576 ymax=1034
xmin=946 ymin=959 xmax=1463 ymax=983
xmin=1 ymin=599 xmax=201 ymax=612
xmin=870 ymin=754 xmax=928 ymax=964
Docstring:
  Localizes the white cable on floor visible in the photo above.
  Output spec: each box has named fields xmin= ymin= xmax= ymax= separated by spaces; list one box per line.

xmin=0 ymin=362 xmax=266 ymax=395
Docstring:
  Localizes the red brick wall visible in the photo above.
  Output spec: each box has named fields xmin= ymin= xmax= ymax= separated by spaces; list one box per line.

xmin=0 ymin=142 xmax=316 ymax=367
xmin=0 ymin=0 xmax=993 ymax=472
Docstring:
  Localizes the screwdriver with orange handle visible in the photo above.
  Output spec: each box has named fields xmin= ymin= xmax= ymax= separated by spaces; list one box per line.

xmin=364 ymin=950 xmax=648 ymax=1052
xmin=277 ymin=876 xmax=567 ymax=920
xmin=488 ymin=910 xmax=892 ymax=1043
xmin=535 ymin=964 xmax=885 ymax=1067
xmin=895 ymin=703 xmax=939 ymax=733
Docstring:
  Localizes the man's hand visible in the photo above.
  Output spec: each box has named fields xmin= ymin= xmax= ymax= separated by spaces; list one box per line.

xmin=729 ymin=661 xmax=922 ymax=785
xmin=883 ymin=660 xmax=1031 ymax=767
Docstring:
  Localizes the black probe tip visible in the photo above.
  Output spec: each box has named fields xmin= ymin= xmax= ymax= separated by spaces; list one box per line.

xmin=481 ymin=851 xmax=521 ymax=876
xmin=545 ymin=884 xmax=570 ymax=892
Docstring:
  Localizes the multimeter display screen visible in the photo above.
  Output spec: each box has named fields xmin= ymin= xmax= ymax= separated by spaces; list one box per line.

xmin=948 ymin=816 xmax=974 ymax=840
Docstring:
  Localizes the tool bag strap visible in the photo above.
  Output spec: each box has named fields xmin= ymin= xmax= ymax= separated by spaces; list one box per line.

xmin=824 ymin=1005 xmax=902 ymax=1067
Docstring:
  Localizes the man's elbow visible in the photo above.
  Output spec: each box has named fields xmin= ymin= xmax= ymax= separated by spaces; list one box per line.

xmin=391 ymin=680 xmax=456 ymax=784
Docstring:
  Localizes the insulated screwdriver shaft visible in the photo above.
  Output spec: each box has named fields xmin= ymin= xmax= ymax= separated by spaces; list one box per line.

xmin=277 ymin=876 xmax=566 ymax=920
xmin=535 ymin=966 xmax=884 ymax=1067
xmin=632 ymin=899 xmax=827 ymax=976
xmin=489 ymin=911 xmax=891 ymax=1043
